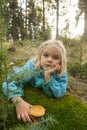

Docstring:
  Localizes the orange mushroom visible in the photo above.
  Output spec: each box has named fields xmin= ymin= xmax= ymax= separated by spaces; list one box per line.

xmin=30 ymin=105 xmax=45 ymax=117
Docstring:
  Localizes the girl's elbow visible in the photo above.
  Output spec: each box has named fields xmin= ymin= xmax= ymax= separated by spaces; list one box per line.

xmin=54 ymin=90 xmax=66 ymax=99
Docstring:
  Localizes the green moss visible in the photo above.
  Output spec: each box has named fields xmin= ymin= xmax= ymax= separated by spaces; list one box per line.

xmin=24 ymin=87 xmax=87 ymax=130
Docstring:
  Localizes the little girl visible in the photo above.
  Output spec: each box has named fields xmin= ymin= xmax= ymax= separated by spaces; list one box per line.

xmin=2 ymin=39 xmax=68 ymax=123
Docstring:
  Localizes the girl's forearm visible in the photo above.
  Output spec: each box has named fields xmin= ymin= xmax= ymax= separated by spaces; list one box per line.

xmin=44 ymin=72 xmax=51 ymax=82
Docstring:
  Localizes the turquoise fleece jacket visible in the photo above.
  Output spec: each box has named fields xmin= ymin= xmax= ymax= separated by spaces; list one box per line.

xmin=2 ymin=59 xmax=68 ymax=99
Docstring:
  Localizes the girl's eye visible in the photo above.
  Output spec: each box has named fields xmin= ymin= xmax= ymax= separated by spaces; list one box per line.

xmin=53 ymin=56 xmax=59 ymax=59
xmin=43 ymin=53 xmax=49 ymax=57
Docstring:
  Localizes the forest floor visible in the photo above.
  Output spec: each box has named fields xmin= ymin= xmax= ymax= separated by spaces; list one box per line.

xmin=8 ymin=43 xmax=87 ymax=105
xmin=68 ymin=76 xmax=87 ymax=104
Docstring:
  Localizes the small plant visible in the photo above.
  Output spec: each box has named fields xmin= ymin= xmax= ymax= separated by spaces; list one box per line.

xmin=8 ymin=114 xmax=58 ymax=130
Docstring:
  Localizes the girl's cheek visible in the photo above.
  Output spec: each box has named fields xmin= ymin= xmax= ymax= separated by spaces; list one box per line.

xmin=55 ymin=64 xmax=60 ymax=70
xmin=58 ymin=64 xmax=60 ymax=70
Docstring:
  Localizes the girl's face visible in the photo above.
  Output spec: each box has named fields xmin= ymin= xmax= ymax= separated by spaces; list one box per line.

xmin=40 ymin=44 xmax=61 ymax=69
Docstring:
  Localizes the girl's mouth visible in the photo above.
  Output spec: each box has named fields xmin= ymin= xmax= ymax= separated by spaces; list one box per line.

xmin=45 ymin=65 xmax=53 ymax=69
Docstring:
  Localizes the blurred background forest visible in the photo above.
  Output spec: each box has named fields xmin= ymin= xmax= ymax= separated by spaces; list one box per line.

xmin=0 ymin=0 xmax=87 ymax=130
xmin=0 ymin=0 xmax=87 ymax=41
xmin=0 ymin=0 xmax=87 ymax=80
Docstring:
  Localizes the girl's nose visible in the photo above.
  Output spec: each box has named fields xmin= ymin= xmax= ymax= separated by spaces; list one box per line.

xmin=47 ymin=57 xmax=52 ymax=62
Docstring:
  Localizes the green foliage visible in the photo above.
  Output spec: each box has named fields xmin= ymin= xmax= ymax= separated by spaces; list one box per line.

xmin=68 ymin=61 xmax=81 ymax=77
xmin=40 ymin=27 xmax=52 ymax=41
xmin=29 ymin=114 xmax=57 ymax=130
xmin=0 ymin=19 xmax=6 ymax=42
xmin=68 ymin=61 xmax=87 ymax=78
xmin=14 ymin=40 xmax=42 ymax=47
xmin=0 ymin=46 xmax=9 ymax=74
xmin=7 ymin=70 xmax=40 ymax=82
xmin=81 ymin=62 xmax=87 ymax=76
xmin=59 ymin=36 xmax=87 ymax=78
xmin=8 ymin=114 xmax=57 ymax=130
xmin=27 ymin=40 xmax=42 ymax=47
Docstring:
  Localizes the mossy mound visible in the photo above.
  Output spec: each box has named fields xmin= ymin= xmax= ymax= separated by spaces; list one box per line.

xmin=24 ymin=86 xmax=87 ymax=130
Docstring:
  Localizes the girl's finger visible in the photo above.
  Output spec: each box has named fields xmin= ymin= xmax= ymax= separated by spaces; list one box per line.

xmin=17 ymin=114 xmax=21 ymax=120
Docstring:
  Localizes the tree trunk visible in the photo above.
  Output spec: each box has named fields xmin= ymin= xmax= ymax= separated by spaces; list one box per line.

xmin=56 ymin=0 xmax=59 ymax=38
xmin=84 ymin=0 xmax=87 ymax=43
xmin=43 ymin=0 xmax=45 ymax=32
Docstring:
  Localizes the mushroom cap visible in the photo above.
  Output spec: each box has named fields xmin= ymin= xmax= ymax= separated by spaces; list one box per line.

xmin=30 ymin=105 xmax=45 ymax=117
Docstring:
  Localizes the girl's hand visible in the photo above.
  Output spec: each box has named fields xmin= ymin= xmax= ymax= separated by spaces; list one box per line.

xmin=13 ymin=97 xmax=36 ymax=123
xmin=44 ymin=64 xmax=60 ymax=81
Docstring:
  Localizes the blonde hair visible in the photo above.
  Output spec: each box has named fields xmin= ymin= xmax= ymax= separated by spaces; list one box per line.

xmin=34 ymin=39 xmax=67 ymax=77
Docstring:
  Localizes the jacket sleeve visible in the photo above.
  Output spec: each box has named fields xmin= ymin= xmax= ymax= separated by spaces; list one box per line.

xmin=42 ymin=72 xmax=68 ymax=98
xmin=2 ymin=59 xmax=34 ymax=99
